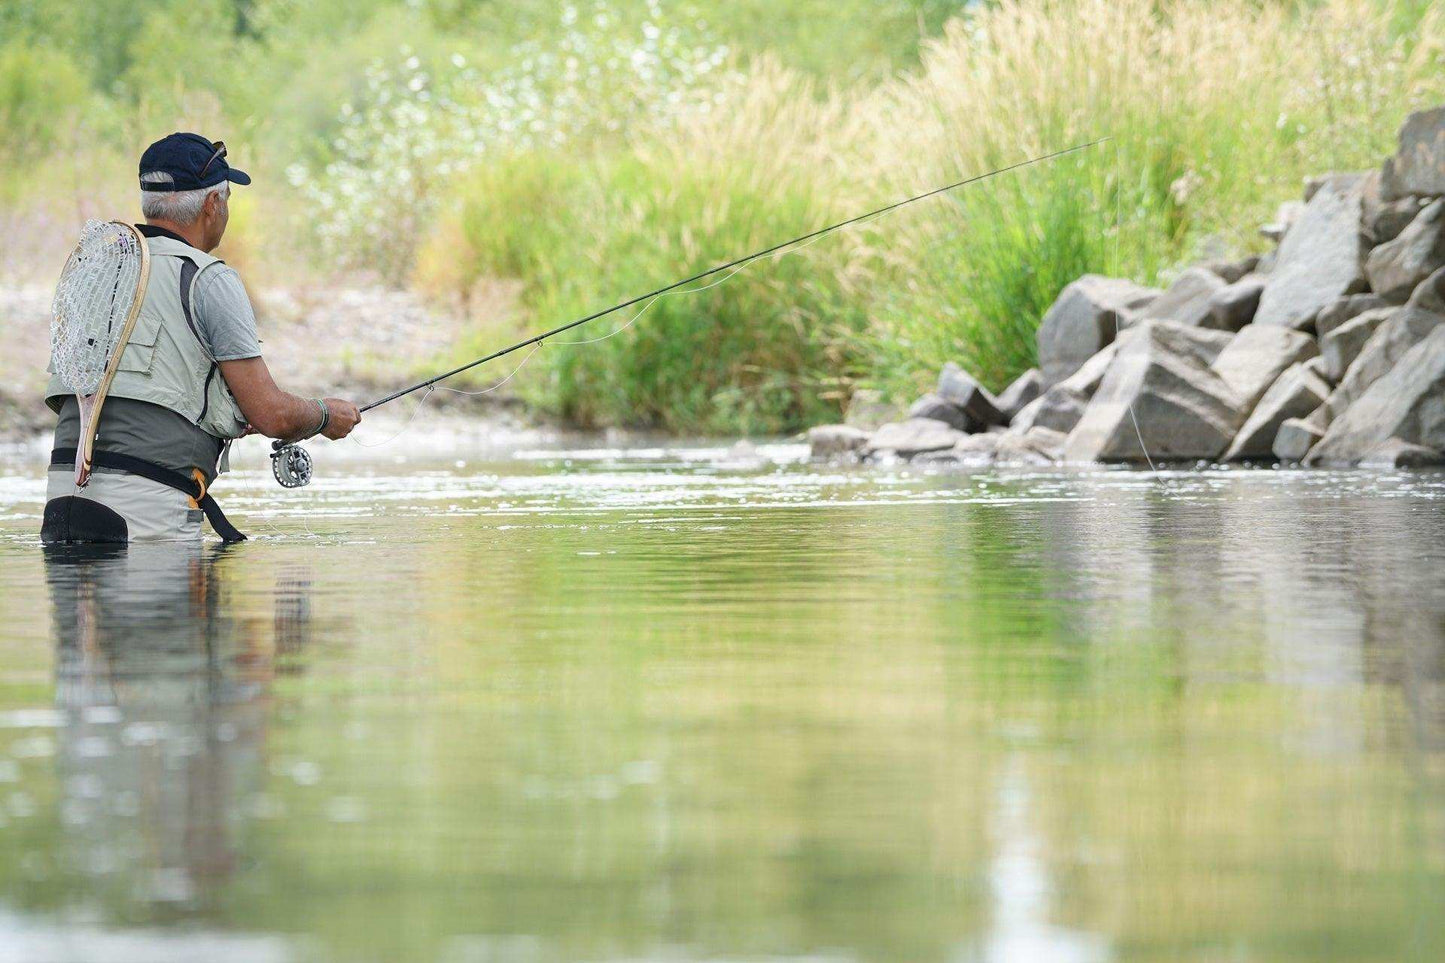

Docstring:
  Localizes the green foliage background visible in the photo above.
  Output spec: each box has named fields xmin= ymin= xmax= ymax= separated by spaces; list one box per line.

xmin=2 ymin=0 xmax=1443 ymax=433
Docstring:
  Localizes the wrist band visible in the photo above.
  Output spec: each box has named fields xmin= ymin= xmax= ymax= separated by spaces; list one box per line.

xmin=312 ymin=399 xmax=330 ymax=437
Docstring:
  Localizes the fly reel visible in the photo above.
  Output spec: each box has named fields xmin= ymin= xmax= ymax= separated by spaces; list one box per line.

xmin=271 ymin=442 xmax=313 ymax=489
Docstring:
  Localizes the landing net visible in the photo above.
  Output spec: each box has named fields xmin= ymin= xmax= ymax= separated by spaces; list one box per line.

xmin=51 ymin=220 xmax=145 ymax=395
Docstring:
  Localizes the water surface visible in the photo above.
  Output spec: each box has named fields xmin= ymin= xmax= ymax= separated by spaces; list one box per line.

xmin=0 ymin=441 xmax=1442 ymax=962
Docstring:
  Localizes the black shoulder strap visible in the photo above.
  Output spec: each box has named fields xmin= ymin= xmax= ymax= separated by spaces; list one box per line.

xmin=177 ymin=258 xmax=221 ymax=421
xmin=178 ymin=259 xmax=206 ymax=350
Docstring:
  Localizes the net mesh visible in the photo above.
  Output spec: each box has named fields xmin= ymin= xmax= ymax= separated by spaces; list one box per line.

xmin=50 ymin=220 xmax=145 ymax=396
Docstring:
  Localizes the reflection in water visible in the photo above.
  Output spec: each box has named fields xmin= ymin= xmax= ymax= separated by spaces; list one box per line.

xmin=44 ymin=544 xmax=293 ymax=908
xmin=0 ymin=457 xmax=1441 ymax=961
xmin=0 ymin=545 xmax=313 ymax=958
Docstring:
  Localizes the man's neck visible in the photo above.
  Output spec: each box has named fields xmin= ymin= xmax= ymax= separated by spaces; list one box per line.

xmin=143 ymin=218 xmax=209 ymax=252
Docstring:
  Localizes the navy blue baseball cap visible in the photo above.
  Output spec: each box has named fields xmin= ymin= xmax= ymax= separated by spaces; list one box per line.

xmin=139 ymin=132 xmax=251 ymax=192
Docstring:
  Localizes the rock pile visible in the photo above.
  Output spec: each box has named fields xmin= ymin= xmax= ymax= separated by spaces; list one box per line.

xmin=810 ymin=106 xmax=1445 ymax=469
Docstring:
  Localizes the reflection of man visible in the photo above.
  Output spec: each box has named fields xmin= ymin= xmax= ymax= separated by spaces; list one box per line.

xmin=40 ymin=544 xmax=302 ymax=906
xmin=43 ymin=132 xmax=361 ymax=544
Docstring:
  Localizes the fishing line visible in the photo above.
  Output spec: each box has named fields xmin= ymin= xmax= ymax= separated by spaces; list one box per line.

xmin=351 ymin=191 xmax=899 ymax=448
xmin=350 ymin=385 xmax=437 ymax=448
xmin=1113 ymin=138 xmax=1160 ymax=476
xmin=358 ymin=138 xmax=1109 ymax=414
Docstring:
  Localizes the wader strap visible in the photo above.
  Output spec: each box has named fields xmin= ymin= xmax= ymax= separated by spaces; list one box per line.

xmin=50 ymin=447 xmax=247 ymax=543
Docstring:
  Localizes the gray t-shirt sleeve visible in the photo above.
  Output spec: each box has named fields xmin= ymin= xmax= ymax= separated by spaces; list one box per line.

xmin=192 ymin=264 xmax=262 ymax=361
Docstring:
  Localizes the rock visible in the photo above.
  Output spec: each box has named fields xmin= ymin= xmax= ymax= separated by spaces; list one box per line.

xmin=1308 ymin=326 xmax=1445 ymax=466
xmin=865 ymin=418 xmax=966 ymax=458
xmin=1300 ymin=172 xmax=1364 ymax=202
xmin=1141 ymin=266 xmax=1227 ymax=328
xmin=1064 ymin=320 xmax=1247 ymax=463
xmin=1200 ymin=255 xmax=1260 ymax=285
xmin=1035 ymin=275 xmax=1161 ymax=386
xmin=844 ymin=388 xmax=902 ymax=430
xmin=1273 ymin=415 xmax=1326 ymax=462
xmin=1222 ymin=363 xmax=1331 ymax=460
xmin=1327 ymin=272 xmax=1445 ymax=415
xmin=1211 ymin=325 xmax=1319 ymax=409
xmin=1206 ymin=274 xmax=1266 ymax=331
xmin=916 ymin=431 xmax=1001 ymax=466
xmin=994 ymin=368 xmax=1044 ymax=422
xmin=907 ymin=393 xmax=971 ymax=431
xmin=995 ymin=426 xmax=1066 ymax=466
xmin=1380 ymin=106 xmax=1445 ymax=200
xmin=1315 ymin=293 xmax=1388 ymax=340
xmin=1254 ymin=179 xmax=1368 ymax=329
xmin=953 ymin=432 xmax=1003 ymax=461
xmin=1358 ymin=438 xmax=1445 ymax=469
xmin=1010 ymin=343 xmax=1121 ymax=434
xmin=1260 ymin=200 xmax=1305 ymax=243
xmin=1302 ymin=354 xmax=1332 ymax=383
xmin=1367 ymin=196 xmax=1428 ymax=245
xmin=1364 ymin=198 xmax=1445 ymax=302
xmin=808 ymin=424 xmax=869 ymax=458
xmin=1057 ymin=341 xmax=1122 ymax=394
xmin=936 ymin=363 xmax=1004 ymax=429
xmin=1321 ymin=307 xmax=1393 ymax=381
xmin=1010 ymin=387 xmax=1087 ymax=435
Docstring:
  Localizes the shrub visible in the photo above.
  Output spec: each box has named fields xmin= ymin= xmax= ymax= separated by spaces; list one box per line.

xmin=439 ymin=64 xmax=870 ymax=433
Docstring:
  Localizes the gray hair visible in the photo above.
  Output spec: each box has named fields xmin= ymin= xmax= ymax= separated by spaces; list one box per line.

xmin=139 ymin=172 xmax=229 ymax=224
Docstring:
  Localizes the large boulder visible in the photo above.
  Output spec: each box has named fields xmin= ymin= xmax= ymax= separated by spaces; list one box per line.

xmin=808 ymin=424 xmax=869 ymax=459
xmin=1308 ymin=326 xmax=1445 ymax=466
xmin=865 ymin=418 xmax=966 ymax=458
xmin=1206 ymin=274 xmax=1266 ymax=331
xmin=1381 ymin=106 xmax=1445 ymax=200
xmin=1222 ymin=363 xmax=1331 ymax=460
xmin=1364 ymin=198 xmax=1445 ymax=302
xmin=907 ymin=393 xmax=971 ymax=431
xmin=1327 ymin=268 xmax=1445 ymax=415
xmin=1210 ymin=325 xmax=1319 ymax=410
xmin=1141 ymin=266 xmax=1227 ymax=328
xmin=936 ymin=363 xmax=1004 ymax=429
xmin=1320 ymin=307 xmax=1393 ymax=381
xmin=1254 ymin=178 xmax=1368 ymax=329
xmin=994 ymin=368 xmax=1044 ymax=422
xmin=1064 ymin=320 xmax=1247 ymax=463
xmin=1036 ymin=275 xmax=1161 ymax=386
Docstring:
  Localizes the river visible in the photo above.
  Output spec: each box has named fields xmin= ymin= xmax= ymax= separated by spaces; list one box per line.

xmin=0 ymin=439 xmax=1442 ymax=962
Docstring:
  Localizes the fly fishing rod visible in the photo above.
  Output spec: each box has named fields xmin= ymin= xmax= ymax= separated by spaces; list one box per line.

xmin=271 ymin=138 xmax=1106 ymax=487
xmin=359 ymin=138 xmax=1107 ymax=413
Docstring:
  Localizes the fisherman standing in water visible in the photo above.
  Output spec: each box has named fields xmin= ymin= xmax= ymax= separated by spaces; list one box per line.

xmin=43 ymin=133 xmax=361 ymax=544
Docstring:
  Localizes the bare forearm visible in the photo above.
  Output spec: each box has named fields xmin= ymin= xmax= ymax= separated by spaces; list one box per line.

xmin=250 ymin=391 xmax=326 ymax=441
xmin=218 ymin=357 xmax=346 ymax=440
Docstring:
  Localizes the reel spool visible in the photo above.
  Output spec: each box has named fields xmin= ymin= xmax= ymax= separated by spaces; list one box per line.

xmin=271 ymin=442 xmax=313 ymax=489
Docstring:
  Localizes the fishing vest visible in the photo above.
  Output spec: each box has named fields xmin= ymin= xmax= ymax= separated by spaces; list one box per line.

xmin=46 ymin=234 xmax=249 ymax=441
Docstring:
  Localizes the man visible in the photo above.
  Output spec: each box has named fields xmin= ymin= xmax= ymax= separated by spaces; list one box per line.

xmin=42 ymin=132 xmax=361 ymax=544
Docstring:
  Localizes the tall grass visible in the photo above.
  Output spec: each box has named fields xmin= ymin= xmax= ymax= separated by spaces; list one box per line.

xmin=856 ymin=0 xmax=1444 ymax=395
xmin=423 ymin=0 xmax=1445 ymax=427
xmin=437 ymin=66 xmax=871 ymax=433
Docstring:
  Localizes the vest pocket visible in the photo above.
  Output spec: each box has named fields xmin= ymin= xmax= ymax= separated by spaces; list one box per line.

xmin=116 ymin=311 xmax=163 ymax=374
